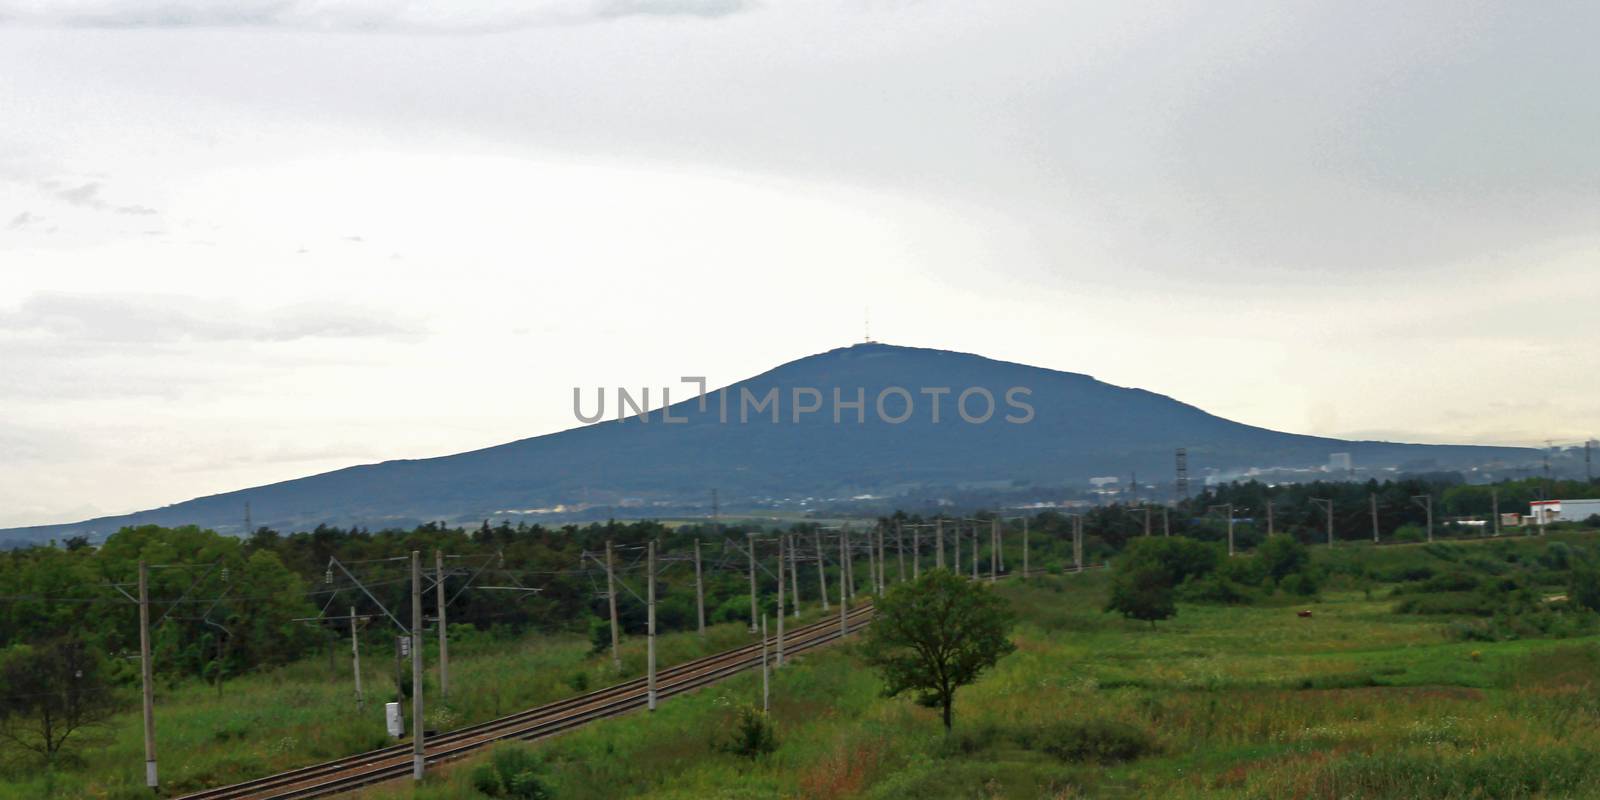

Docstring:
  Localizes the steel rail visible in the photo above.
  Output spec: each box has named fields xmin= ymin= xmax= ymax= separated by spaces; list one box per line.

xmin=178 ymin=606 xmax=874 ymax=800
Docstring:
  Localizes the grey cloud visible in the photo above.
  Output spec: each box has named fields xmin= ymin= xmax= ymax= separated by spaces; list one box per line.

xmin=56 ymin=181 xmax=102 ymax=206
xmin=0 ymin=292 xmax=426 ymax=344
xmin=51 ymin=180 xmax=159 ymax=216
xmin=7 ymin=211 xmax=39 ymax=229
xmin=0 ymin=0 xmax=756 ymax=32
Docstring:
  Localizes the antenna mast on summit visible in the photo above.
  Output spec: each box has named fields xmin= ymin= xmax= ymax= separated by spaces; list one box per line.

xmin=863 ymin=307 xmax=873 ymax=343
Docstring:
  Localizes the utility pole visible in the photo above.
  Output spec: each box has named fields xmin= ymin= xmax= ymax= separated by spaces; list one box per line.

xmin=1162 ymin=507 xmax=1170 ymax=537
xmin=787 ymin=534 xmax=800 ymax=620
xmin=935 ymin=518 xmax=945 ymax=569
xmin=838 ymin=533 xmax=848 ymax=637
xmin=694 ymin=539 xmax=706 ymax=636
xmin=1311 ymin=498 xmax=1333 ymax=547
xmin=1022 ymin=517 xmax=1030 ymax=580
xmin=845 ymin=529 xmax=857 ymax=598
xmin=816 ymin=531 xmax=829 ymax=611
xmin=1143 ymin=506 xmax=1152 ymax=537
xmin=877 ymin=524 xmax=887 ymax=592
xmin=760 ymin=614 xmax=769 ymax=714
xmin=913 ymin=528 xmax=921 ymax=579
xmin=775 ymin=536 xmax=785 ymax=667
xmin=747 ymin=532 xmax=758 ymax=633
xmin=1228 ymin=505 xmax=1236 ymax=555
xmin=1491 ymin=488 xmax=1501 ymax=537
xmin=970 ymin=531 xmax=978 ymax=580
xmin=410 ymin=550 xmax=424 ymax=782
xmin=1073 ymin=515 xmax=1083 ymax=572
xmin=139 ymin=560 xmax=158 ymax=792
xmin=1370 ymin=493 xmax=1380 ymax=543
xmin=435 ymin=550 xmax=448 ymax=698
xmin=1266 ymin=500 xmax=1275 ymax=537
xmin=605 ymin=541 xmax=621 ymax=670
xmin=1411 ymin=495 xmax=1434 ymax=542
xmin=952 ymin=523 xmax=961 ymax=576
xmin=351 ymin=607 xmax=364 ymax=709
xmin=990 ymin=519 xmax=999 ymax=583
xmin=896 ymin=520 xmax=906 ymax=583
xmin=647 ymin=540 xmax=657 ymax=711
xmin=1210 ymin=504 xmax=1235 ymax=556
xmin=865 ymin=527 xmax=878 ymax=594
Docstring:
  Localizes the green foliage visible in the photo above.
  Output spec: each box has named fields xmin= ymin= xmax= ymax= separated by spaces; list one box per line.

xmin=1257 ymin=534 xmax=1310 ymax=583
xmin=1568 ymin=565 xmax=1600 ymax=613
xmin=719 ymin=705 xmax=777 ymax=759
xmin=470 ymin=744 xmax=550 ymax=799
xmin=1105 ymin=563 xmax=1176 ymax=627
xmin=860 ymin=569 xmax=1015 ymax=730
xmin=0 ymin=637 xmax=119 ymax=764
xmin=1030 ymin=718 xmax=1156 ymax=763
xmin=1395 ymin=523 xmax=1428 ymax=543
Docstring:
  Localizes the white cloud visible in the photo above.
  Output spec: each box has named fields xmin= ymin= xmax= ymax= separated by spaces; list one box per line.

xmin=0 ymin=0 xmax=756 ymax=32
xmin=0 ymin=292 xmax=425 ymax=343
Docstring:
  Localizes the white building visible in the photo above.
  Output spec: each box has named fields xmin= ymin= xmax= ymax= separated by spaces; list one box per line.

xmin=1528 ymin=499 xmax=1600 ymax=524
xmin=1328 ymin=452 xmax=1353 ymax=473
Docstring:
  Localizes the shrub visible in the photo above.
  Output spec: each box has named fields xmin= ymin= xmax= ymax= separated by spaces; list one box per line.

xmin=470 ymin=744 xmax=550 ymax=799
xmin=1394 ymin=524 xmax=1427 ymax=543
xmin=1569 ymin=565 xmax=1600 ymax=613
xmin=1032 ymin=719 xmax=1156 ymax=763
xmin=720 ymin=705 xmax=778 ymax=758
xmin=1281 ymin=572 xmax=1319 ymax=597
xmin=1258 ymin=535 xmax=1310 ymax=583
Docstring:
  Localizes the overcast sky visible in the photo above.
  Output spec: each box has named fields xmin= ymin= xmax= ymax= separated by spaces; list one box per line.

xmin=2 ymin=0 xmax=1597 ymax=527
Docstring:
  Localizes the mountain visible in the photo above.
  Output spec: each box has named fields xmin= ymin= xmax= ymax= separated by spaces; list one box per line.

xmin=0 ymin=343 xmax=1538 ymax=543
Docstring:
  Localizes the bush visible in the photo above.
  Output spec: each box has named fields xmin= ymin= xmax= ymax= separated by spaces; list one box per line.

xmin=470 ymin=744 xmax=550 ymax=799
xmin=1281 ymin=572 xmax=1320 ymax=597
xmin=1569 ymin=566 xmax=1600 ymax=613
xmin=1030 ymin=719 xmax=1156 ymax=763
xmin=1394 ymin=524 xmax=1427 ymax=543
xmin=1258 ymin=535 xmax=1310 ymax=584
xmin=720 ymin=705 xmax=777 ymax=758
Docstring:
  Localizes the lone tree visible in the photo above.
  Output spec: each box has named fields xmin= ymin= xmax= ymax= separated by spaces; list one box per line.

xmin=860 ymin=569 xmax=1015 ymax=731
xmin=1105 ymin=562 xmax=1177 ymax=628
xmin=0 ymin=637 xmax=119 ymax=764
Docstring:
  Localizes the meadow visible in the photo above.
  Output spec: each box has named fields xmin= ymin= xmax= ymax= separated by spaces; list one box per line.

xmin=365 ymin=530 xmax=1600 ymax=799
xmin=0 ymin=605 xmax=840 ymax=799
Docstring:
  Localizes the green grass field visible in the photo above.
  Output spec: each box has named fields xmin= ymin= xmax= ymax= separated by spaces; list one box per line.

xmin=0 ymin=607 xmax=841 ymax=800
xmin=364 ymin=532 xmax=1600 ymax=799
xmin=10 ymin=531 xmax=1600 ymax=799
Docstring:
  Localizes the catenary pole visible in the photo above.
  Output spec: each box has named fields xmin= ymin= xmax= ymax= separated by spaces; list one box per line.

xmin=139 ymin=560 xmax=158 ymax=792
xmin=896 ymin=520 xmax=906 ymax=583
xmin=776 ymin=536 xmax=785 ymax=666
xmin=647 ymin=540 xmax=658 ymax=711
xmin=747 ymin=532 xmax=758 ymax=633
xmin=838 ymin=533 xmax=848 ymax=637
xmin=1022 ymin=517 xmax=1030 ymax=579
xmin=788 ymin=533 xmax=800 ymax=619
xmin=913 ymin=528 xmax=922 ymax=579
xmin=1371 ymin=493 xmax=1380 ymax=543
xmin=935 ymin=518 xmax=945 ymax=569
xmin=606 ymin=541 xmax=621 ymax=670
xmin=694 ymin=539 xmax=706 ymax=636
xmin=760 ymin=614 xmax=769 ymax=713
xmin=990 ymin=519 xmax=999 ymax=582
xmin=435 ymin=550 xmax=448 ymax=698
xmin=410 ymin=550 xmax=424 ymax=781
xmin=351 ymin=606 xmax=364 ymax=709
xmin=816 ymin=531 xmax=830 ymax=611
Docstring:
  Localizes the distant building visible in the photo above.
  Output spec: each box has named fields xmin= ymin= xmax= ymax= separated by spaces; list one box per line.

xmin=1328 ymin=453 xmax=1353 ymax=473
xmin=1529 ymin=499 xmax=1600 ymax=524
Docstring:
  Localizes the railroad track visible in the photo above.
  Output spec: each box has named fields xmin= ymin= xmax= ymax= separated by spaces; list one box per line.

xmin=178 ymin=605 xmax=875 ymax=800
